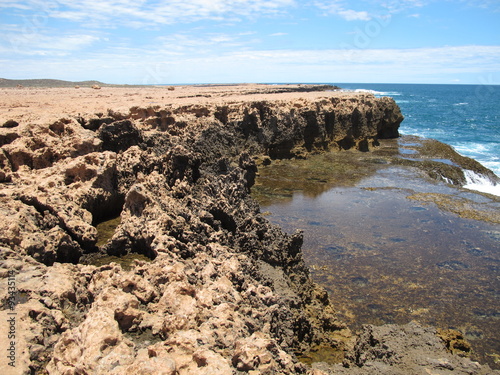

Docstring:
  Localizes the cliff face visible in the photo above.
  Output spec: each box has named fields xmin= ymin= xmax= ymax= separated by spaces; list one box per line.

xmin=0 ymin=94 xmax=403 ymax=265
xmin=0 ymin=90 xmax=407 ymax=374
xmin=129 ymin=95 xmax=403 ymax=160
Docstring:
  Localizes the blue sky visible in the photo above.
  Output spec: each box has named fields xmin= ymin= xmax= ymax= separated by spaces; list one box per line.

xmin=1 ymin=0 xmax=499 ymax=84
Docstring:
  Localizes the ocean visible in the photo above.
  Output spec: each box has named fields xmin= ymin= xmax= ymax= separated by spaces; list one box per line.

xmin=253 ymin=83 xmax=500 ymax=367
xmin=337 ymin=83 xmax=500 ymax=196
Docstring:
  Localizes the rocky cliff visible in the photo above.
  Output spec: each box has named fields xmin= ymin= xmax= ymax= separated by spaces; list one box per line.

xmin=1 ymin=86 xmax=493 ymax=374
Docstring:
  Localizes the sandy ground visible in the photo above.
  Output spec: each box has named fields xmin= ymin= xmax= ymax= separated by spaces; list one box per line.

xmin=0 ymin=84 xmax=358 ymax=126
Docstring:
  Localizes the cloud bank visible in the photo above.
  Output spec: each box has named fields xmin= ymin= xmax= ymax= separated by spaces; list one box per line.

xmin=1 ymin=0 xmax=499 ymax=83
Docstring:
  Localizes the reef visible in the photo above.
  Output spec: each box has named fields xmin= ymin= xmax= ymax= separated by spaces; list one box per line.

xmin=0 ymin=84 xmax=497 ymax=374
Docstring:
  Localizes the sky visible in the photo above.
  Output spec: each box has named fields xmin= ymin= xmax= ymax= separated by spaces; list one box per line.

xmin=0 ymin=0 xmax=499 ymax=84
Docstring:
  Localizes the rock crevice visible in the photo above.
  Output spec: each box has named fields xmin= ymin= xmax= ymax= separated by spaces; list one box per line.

xmin=3 ymin=88 xmax=493 ymax=374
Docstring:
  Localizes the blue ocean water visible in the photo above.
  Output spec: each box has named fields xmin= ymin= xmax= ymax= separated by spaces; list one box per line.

xmin=338 ymin=83 xmax=500 ymax=182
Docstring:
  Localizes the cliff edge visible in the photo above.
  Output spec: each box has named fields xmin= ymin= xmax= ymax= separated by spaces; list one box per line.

xmin=1 ymin=85 xmax=495 ymax=374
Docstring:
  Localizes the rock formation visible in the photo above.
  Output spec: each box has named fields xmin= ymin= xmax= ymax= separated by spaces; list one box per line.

xmin=1 ymin=86 xmax=496 ymax=374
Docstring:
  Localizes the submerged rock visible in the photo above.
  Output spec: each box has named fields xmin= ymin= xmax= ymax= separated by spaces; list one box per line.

xmin=319 ymin=322 xmax=496 ymax=374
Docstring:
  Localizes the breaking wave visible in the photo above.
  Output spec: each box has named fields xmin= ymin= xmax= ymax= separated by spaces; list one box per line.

xmin=463 ymin=169 xmax=500 ymax=197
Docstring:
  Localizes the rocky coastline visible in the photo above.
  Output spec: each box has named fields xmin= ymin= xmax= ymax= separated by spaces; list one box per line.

xmin=0 ymin=84 xmax=497 ymax=374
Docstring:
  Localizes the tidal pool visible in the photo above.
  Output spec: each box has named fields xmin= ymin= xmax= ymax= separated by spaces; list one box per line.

xmin=86 ymin=215 xmax=153 ymax=269
xmin=95 ymin=215 xmax=121 ymax=247
xmin=252 ymin=142 xmax=500 ymax=368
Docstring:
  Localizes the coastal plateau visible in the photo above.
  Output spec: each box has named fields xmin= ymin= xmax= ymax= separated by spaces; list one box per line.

xmin=0 ymin=84 xmax=497 ymax=374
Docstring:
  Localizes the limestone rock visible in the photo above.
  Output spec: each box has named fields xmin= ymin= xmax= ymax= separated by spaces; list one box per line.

xmin=322 ymin=322 xmax=499 ymax=375
xmin=8 ymin=86 xmax=494 ymax=375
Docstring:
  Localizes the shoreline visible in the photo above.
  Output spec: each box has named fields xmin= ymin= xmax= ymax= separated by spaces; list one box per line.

xmin=253 ymin=136 xmax=500 ymax=368
xmin=1 ymin=85 xmax=498 ymax=374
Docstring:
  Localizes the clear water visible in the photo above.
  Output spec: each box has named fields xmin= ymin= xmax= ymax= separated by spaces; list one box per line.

xmin=254 ymin=88 xmax=500 ymax=369
xmin=256 ymin=158 xmax=500 ymax=368
xmin=95 ymin=215 xmax=121 ymax=247
xmin=339 ymin=83 xmax=500 ymax=179
xmin=259 ymin=170 xmax=500 ymax=367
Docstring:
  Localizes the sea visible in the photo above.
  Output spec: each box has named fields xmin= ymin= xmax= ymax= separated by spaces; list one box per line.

xmin=254 ymin=83 xmax=500 ymax=367
xmin=338 ymin=83 xmax=500 ymax=196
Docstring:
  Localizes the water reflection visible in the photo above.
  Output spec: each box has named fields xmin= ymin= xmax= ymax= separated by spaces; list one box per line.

xmin=253 ymin=143 xmax=500 ymax=368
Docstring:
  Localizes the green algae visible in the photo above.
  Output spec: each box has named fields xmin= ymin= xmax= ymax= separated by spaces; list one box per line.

xmin=297 ymin=345 xmax=344 ymax=366
xmin=252 ymin=137 xmax=500 ymax=369
xmin=85 ymin=215 xmax=153 ymax=270
xmin=408 ymin=193 xmax=500 ymax=224
xmin=395 ymin=136 xmax=500 ymax=186
xmin=95 ymin=216 xmax=121 ymax=247
xmin=87 ymin=253 xmax=152 ymax=271
xmin=253 ymin=149 xmax=391 ymax=206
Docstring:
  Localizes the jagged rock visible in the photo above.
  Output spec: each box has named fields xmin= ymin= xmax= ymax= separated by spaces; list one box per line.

xmin=99 ymin=120 xmax=143 ymax=153
xmin=320 ymin=322 xmax=499 ymax=374
xmin=0 ymin=118 xmax=101 ymax=172
xmin=3 ymin=85 xmax=492 ymax=375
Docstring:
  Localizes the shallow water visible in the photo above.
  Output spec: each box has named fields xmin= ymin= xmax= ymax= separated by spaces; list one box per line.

xmin=89 ymin=253 xmax=152 ymax=270
xmin=95 ymin=215 xmax=121 ymax=247
xmin=90 ymin=215 xmax=153 ymax=269
xmin=253 ymin=149 xmax=500 ymax=368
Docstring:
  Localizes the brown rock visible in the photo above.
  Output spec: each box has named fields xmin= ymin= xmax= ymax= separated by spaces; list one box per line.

xmin=10 ymin=85 xmax=497 ymax=375
xmin=46 ymin=307 xmax=136 ymax=373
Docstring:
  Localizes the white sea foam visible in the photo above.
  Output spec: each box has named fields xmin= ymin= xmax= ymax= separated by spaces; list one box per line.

xmin=463 ymin=170 xmax=500 ymax=197
xmin=454 ymin=142 xmax=490 ymax=155
xmin=483 ymin=161 xmax=500 ymax=177
xmin=353 ymin=89 xmax=401 ymax=96
xmin=453 ymin=144 xmax=500 ymax=177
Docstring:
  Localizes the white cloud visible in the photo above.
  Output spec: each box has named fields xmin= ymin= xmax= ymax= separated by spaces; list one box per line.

xmin=2 ymin=32 xmax=100 ymax=56
xmin=209 ymin=35 xmax=236 ymax=43
xmin=380 ymin=0 xmax=427 ymax=13
xmin=224 ymin=45 xmax=500 ymax=67
xmin=2 ymin=0 xmax=297 ymax=27
xmin=3 ymin=44 xmax=499 ymax=84
xmin=456 ymin=0 xmax=500 ymax=11
xmin=0 ymin=24 xmax=22 ymax=32
xmin=0 ymin=1 xmax=32 ymax=10
xmin=154 ymin=32 xmax=258 ymax=56
xmin=40 ymin=34 xmax=101 ymax=51
xmin=314 ymin=1 xmax=373 ymax=21
xmin=382 ymin=0 xmax=500 ymax=14
xmin=338 ymin=9 xmax=371 ymax=21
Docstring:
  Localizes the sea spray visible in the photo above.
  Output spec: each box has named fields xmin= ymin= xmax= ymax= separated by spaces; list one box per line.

xmin=463 ymin=169 xmax=500 ymax=196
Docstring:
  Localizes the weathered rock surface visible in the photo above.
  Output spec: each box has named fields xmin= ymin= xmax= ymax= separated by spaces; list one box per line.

xmin=316 ymin=322 xmax=498 ymax=375
xmin=1 ymin=85 xmax=495 ymax=374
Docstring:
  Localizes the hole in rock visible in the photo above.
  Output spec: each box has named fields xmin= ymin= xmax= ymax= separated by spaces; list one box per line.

xmin=90 ymin=194 xmax=125 ymax=227
xmin=297 ymin=345 xmax=344 ymax=366
xmin=89 ymin=193 xmax=125 ymax=251
xmin=95 ymin=215 xmax=121 ymax=247
xmin=210 ymin=208 xmax=237 ymax=233
xmin=85 ymin=196 xmax=158 ymax=268
xmin=337 ymin=136 xmax=356 ymax=150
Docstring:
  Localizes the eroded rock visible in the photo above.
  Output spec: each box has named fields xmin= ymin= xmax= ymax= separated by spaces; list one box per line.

xmin=6 ymin=87 xmax=493 ymax=375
